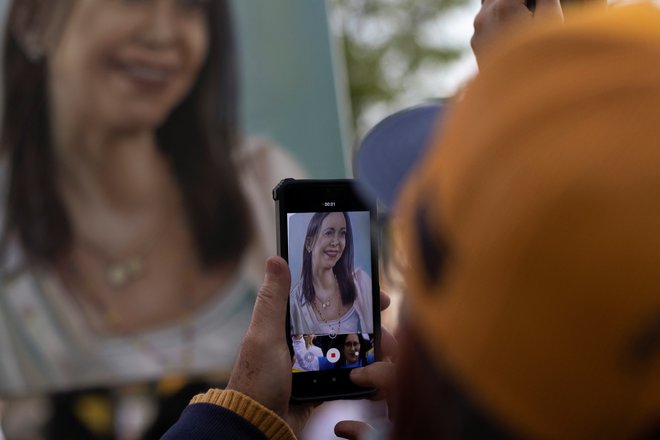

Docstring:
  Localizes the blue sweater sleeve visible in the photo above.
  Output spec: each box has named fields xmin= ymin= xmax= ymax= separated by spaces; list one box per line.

xmin=161 ymin=403 xmax=268 ymax=440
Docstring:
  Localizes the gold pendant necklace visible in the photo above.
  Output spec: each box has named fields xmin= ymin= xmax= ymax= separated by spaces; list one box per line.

xmin=313 ymin=301 xmax=341 ymax=338
xmin=76 ymin=213 xmax=177 ymax=290
xmin=316 ymin=297 xmax=332 ymax=309
xmin=65 ymin=258 xmax=200 ymax=371
xmin=313 ymin=275 xmax=341 ymax=337
xmin=105 ymin=256 xmax=145 ymax=289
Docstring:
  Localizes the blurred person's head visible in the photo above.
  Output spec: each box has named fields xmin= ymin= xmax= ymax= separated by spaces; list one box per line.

xmin=1 ymin=0 xmax=251 ymax=268
xmin=300 ymin=212 xmax=357 ymax=306
xmin=391 ymin=3 xmax=660 ymax=439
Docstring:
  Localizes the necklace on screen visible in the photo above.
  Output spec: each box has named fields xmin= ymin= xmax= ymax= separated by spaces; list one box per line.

xmin=316 ymin=297 xmax=332 ymax=309
xmin=313 ymin=301 xmax=341 ymax=338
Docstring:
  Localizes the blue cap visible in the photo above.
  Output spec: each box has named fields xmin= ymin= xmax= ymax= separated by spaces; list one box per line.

xmin=353 ymin=102 xmax=446 ymax=213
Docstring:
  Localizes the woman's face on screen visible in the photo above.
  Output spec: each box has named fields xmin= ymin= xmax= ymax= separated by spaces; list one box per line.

xmin=343 ymin=334 xmax=360 ymax=364
xmin=311 ymin=212 xmax=346 ymax=271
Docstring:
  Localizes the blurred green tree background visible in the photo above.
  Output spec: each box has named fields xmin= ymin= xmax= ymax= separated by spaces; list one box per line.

xmin=329 ymin=0 xmax=473 ymax=137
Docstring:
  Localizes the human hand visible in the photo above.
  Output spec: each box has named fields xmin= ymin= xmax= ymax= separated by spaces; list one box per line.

xmin=334 ymin=291 xmax=398 ymax=440
xmin=471 ymin=0 xmax=563 ymax=67
xmin=226 ymin=256 xmax=312 ymax=434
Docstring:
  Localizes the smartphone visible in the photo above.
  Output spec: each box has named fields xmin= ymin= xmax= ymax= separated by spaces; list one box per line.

xmin=273 ymin=178 xmax=381 ymax=403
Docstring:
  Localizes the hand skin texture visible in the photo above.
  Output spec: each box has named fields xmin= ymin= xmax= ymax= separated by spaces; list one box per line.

xmin=227 ymin=256 xmax=397 ymax=438
xmin=227 ymin=256 xmax=313 ymax=434
xmin=471 ymin=0 xmax=563 ymax=67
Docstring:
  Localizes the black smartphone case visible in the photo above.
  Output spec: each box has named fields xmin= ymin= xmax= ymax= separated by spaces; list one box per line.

xmin=273 ymin=178 xmax=381 ymax=403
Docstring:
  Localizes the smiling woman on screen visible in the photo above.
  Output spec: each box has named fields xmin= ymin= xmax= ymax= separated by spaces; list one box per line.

xmin=289 ymin=212 xmax=373 ymax=337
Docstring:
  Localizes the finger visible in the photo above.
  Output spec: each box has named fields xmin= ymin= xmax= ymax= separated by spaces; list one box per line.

xmin=381 ymin=327 xmax=398 ymax=362
xmin=335 ymin=420 xmax=376 ymax=440
xmin=248 ymin=256 xmax=291 ymax=336
xmin=533 ymin=0 xmax=562 ymax=20
xmin=350 ymin=362 xmax=395 ymax=393
xmin=379 ymin=290 xmax=391 ymax=311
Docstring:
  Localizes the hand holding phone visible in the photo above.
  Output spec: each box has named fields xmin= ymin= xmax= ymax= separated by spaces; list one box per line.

xmin=472 ymin=0 xmax=563 ymax=67
xmin=226 ymin=256 xmax=312 ymax=435
xmin=273 ymin=179 xmax=381 ymax=402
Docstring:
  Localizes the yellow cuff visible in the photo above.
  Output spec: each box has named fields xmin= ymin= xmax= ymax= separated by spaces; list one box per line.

xmin=190 ymin=389 xmax=296 ymax=440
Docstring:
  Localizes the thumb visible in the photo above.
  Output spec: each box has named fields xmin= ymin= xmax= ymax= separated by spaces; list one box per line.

xmin=335 ymin=420 xmax=376 ymax=440
xmin=248 ymin=256 xmax=291 ymax=336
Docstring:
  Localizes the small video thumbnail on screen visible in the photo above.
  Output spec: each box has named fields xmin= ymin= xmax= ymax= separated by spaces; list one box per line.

xmin=291 ymin=333 xmax=375 ymax=372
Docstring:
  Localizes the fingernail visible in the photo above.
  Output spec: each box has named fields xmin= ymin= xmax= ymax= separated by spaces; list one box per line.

xmin=265 ymin=257 xmax=277 ymax=275
xmin=265 ymin=256 xmax=284 ymax=278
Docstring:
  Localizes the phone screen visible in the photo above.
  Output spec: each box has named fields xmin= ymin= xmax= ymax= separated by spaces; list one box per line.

xmin=287 ymin=211 xmax=375 ymax=373
xmin=273 ymin=179 xmax=380 ymax=401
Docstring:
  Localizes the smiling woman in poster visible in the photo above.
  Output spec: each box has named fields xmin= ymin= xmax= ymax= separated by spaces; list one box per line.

xmin=289 ymin=211 xmax=373 ymax=336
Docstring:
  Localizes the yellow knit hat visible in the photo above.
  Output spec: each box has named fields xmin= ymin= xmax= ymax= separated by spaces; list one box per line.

xmin=397 ymin=4 xmax=660 ymax=439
